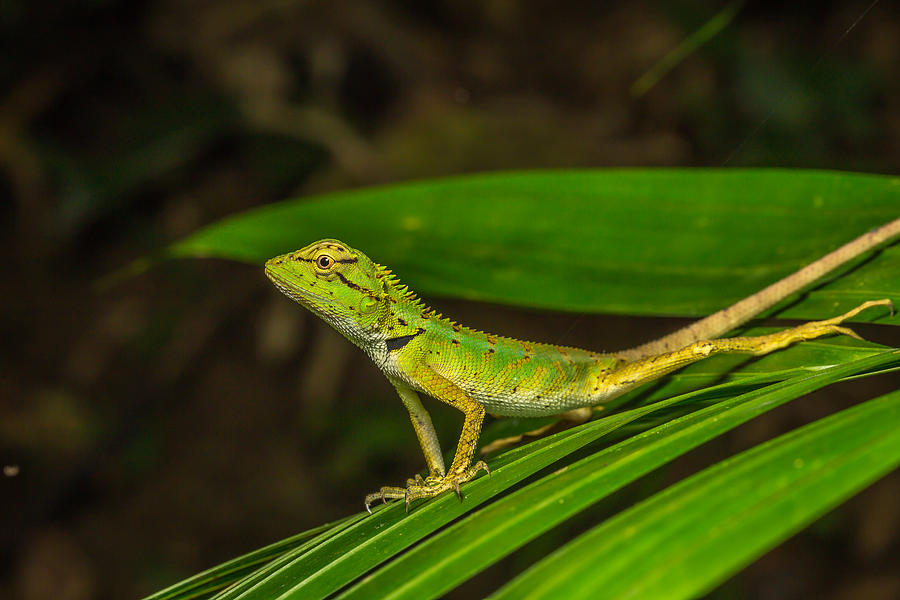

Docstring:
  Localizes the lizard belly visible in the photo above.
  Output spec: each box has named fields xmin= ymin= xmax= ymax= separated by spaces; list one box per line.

xmin=379 ymin=343 xmax=624 ymax=418
xmin=468 ymin=379 xmax=631 ymax=417
xmin=451 ymin=370 xmax=588 ymax=417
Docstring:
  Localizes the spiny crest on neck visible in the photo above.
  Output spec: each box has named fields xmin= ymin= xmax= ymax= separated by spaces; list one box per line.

xmin=373 ymin=261 xmax=460 ymax=326
xmin=372 ymin=258 xmax=595 ymax=355
xmin=374 ymin=262 xmax=421 ymax=304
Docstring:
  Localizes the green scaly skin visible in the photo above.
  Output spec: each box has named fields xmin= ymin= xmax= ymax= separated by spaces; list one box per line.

xmin=265 ymin=239 xmax=893 ymax=512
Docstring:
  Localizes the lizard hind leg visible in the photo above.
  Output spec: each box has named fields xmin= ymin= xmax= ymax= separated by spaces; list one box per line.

xmin=601 ymin=299 xmax=893 ymax=393
xmin=738 ymin=298 xmax=893 ymax=356
xmin=480 ymin=300 xmax=893 ymax=458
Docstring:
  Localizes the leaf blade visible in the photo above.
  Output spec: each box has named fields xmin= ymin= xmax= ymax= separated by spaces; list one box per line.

xmin=167 ymin=169 xmax=900 ymax=320
xmin=215 ymin=373 xmax=774 ymax=600
xmin=491 ymin=360 xmax=900 ymax=599
xmin=337 ymin=351 xmax=900 ymax=600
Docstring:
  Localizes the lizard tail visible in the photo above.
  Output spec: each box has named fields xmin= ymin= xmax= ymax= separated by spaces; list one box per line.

xmin=618 ymin=216 xmax=900 ymax=361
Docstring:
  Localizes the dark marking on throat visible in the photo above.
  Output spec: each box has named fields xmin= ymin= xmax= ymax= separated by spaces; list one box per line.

xmin=386 ymin=327 xmax=425 ymax=352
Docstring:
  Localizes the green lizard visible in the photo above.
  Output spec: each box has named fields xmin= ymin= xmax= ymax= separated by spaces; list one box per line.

xmin=264 ymin=218 xmax=900 ymax=512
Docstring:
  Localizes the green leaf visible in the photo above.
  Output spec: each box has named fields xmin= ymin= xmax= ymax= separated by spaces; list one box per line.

xmin=166 ymin=169 xmax=900 ymax=320
xmin=491 ymin=364 xmax=900 ymax=600
xmin=142 ymin=514 xmax=365 ymax=600
xmin=145 ymin=355 xmax=900 ymax=600
xmin=336 ymin=351 xmax=900 ymax=600
xmin=208 ymin=388 xmax=703 ymax=600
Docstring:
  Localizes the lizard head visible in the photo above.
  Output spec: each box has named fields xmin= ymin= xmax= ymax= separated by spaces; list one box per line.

xmin=264 ymin=239 xmax=389 ymax=346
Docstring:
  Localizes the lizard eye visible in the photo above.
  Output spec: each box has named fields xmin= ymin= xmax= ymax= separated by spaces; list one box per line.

xmin=316 ymin=255 xmax=334 ymax=269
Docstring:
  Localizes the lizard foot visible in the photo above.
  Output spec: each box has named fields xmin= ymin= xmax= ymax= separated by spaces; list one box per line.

xmin=747 ymin=298 xmax=893 ymax=356
xmin=363 ymin=461 xmax=490 ymax=513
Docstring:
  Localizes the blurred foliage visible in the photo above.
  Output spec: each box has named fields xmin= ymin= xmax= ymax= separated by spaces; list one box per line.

xmin=3 ymin=1 xmax=900 ymax=599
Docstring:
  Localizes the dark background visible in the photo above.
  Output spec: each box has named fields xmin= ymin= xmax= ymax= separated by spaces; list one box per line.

xmin=2 ymin=1 xmax=900 ymax=598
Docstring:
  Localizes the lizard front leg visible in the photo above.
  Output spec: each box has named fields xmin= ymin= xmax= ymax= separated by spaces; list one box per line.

xmin=365 ymin=382 xmax=447 ymax=512
xmin=394 ymin=382 xmax=446 ymax=479
xmin=366 ymin=363 xmax=490 ymax=512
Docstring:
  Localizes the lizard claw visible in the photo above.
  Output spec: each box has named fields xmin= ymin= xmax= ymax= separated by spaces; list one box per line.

xmin=472 ymin=460 xmax=489 ymax=477
xmin=363 ymin=485 xmax=407 ymax=514
xmin=365 ymin=461 xmax=491 ymax=512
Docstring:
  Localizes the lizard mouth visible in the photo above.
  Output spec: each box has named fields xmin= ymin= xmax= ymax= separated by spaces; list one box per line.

xmin=264 ymin=266 xmax=329 ymax=307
